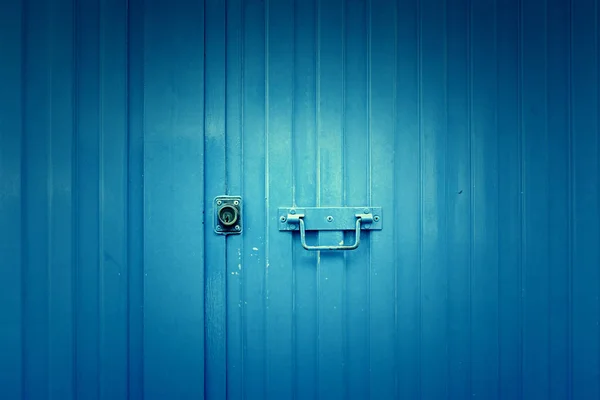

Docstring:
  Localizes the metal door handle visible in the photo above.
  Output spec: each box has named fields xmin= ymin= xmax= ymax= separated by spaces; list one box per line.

xmin=287 ymin=213 xmax=373 ymax=251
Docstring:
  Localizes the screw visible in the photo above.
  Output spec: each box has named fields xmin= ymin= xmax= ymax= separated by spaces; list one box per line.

xmin=216 ymin=200 xmax=222 ymax=206
xmin=290 ymin=209 xmax=296 ymax=215
xmin=363 ymin=208 xmax=370 ymax=214
xmin=233 ymin=200 xmax=239 ymax=206
xmin=327 ymin=216 xmax=334 ymax=222
xmin=235 ymin=225 xmax=241 ymax=231
xmin=280 ymin=216 xmax=287 ymax=222
xmin=216 ymin=226 xmax=222 ymax=231
xmin=374 ymin=215 xmax=380 ymax=222
xmin=289 ymin=224 xmax=297 ymax=230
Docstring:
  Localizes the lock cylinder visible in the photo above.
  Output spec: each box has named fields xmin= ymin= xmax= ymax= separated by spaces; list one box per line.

xmin=218 ymin=204 xmax=238 ymax=226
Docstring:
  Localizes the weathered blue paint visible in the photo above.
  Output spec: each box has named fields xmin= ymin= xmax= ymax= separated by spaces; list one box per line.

xmin=1 ymin=0 xmax=600 ymax=399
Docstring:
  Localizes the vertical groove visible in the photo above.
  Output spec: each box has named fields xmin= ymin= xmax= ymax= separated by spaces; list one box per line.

xmin=416 ymin=2 xmax=423 ymax=390
xmin=517 ymin=0 xmax=525 ymax=396
xmin=290 ymin=0 xmax=296 ymax=207
xmin=597 ymin=1 xmax=600 ymax=393
xmin=444 ymin=0 xmax=450 ymax=396
xmin=220 ymin=0 xmax=229 ymax=386
xmin=393 ymin=0 xmax=399 ymax=396
xmin=544 ymin=0 xmax=551 ymax=396
xmin=46 ymin=1 xmax=53 ymax=396
xmin=20 ymin=103 xmax=28 ymax=400
xmin=495 ymin=0 xmax=501 ymax=396
xmin=264 ymin=0 xmax=269 ymax=396
xmin=567 ymin=0 xmax=573 ymax=396
xmin=223 ymin=0 xmax=229 ymax=397
xmin=366 ymin=0 xmax=371 ymax=207
xmin=202 ymin=0 xmax=207 ymax=392
xmin=419 ymin=0 xmax=426 ymax=393
xmin=125 ymin=0 xmax=134 ymax=396
xmin=315 ymin=0 xmax=320 ymax=210
xmin=596 ymin=2 xmax=600 ymax=398
xmin=71 ymin=0 xmax=79 ymax=395
xmin=20 ymin=0 xmax=28 ymax=397
xmin=417 ymin=0 xmax=423 ymax=395
xmin=140 ymin=0 xmax=146 ymax=389
xmin=240 ymin=0 xmax=246 ymax=394
xmin=97 ymin=0 xmax=105 ymax=397
xmin=466 ymin=0 xmax=473 ymax=395
xmin=291 ymin=0 xmax=297 ymax=397
xmin=314 ymin=0 xmax=320 ymax=396
xmin=365 ymin=0 xmax=372 ymax=395
xmin=124 ymin=0 xmax=131 ymax=395
xmin=200 ymin=0 xmax=209 ymax=392
xmin=224 ymin=0 xmax=228 ymax=192
xmin=443 ymin=0 xmax=450 ymax=394
xmin=340 ymin=0 xmax=347 ymax=395
xmin=139 ymin=10 xmax=146 ymax=394
xmin=392 ymin=2 xmax=400 ymax=398
xmin=126 ymin=0 xmax=145 ymax=394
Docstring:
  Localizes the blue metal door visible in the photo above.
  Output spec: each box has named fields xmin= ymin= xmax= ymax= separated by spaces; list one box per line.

xmin=203 ymin=0 xmax=600 ymax=399
xmin=2 ymin=0 xmax=600 ymax=399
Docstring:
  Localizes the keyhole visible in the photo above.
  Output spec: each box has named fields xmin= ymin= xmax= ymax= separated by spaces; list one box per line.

xmin=218 ymin=205 xmax=238 ymax=227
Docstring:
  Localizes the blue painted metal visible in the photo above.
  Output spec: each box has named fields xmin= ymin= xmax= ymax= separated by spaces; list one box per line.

xmin=206 ymin=0 xmax=600 ymax=399
xmin=0 ymin=0 xmax=205 ymax=399
xmin=1 ymin=0 xmax=600 ymax=400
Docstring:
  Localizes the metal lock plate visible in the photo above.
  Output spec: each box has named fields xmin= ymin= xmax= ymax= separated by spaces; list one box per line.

xmin=278 ymin=207 xmax=383 ymax=231
xmin=214 ymin=196 xmax=242 ymax=235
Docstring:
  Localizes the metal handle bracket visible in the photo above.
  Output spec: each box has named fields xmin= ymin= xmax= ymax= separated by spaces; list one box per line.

xmin=278 ymin=206 xmax=382 ymax=251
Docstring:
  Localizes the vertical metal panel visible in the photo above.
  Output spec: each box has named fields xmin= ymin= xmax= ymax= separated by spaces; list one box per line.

xmin=571 ymin=0 xmax=600 ymax=398
xmin=97 ymin=0 xmax=129 ymax=397
xmin=239 ymin=0 xmax=267 ymax=397
xmin=224 ymin=0 xmax=245 ymax=397
xmin=394 ymin=0 xmax=422 ymax=397
xmin=213 ymin=0 xmax=600 ymax=399
xmin=75 ymin=0 xmax=103 ymax=395
xmin=0 ymin=1 xmax=24 ymax=398
xmin=369 ymin=0 xmax=397 ymax=398
xmin=471 ymin=0 xmax=499 ymax=397
xmin=546 ymin=1 xmax=571 ymax=399
xmin=203 ymin=0 xmax=228 ymax=398
xmin=22 ymin=0 xmax=53 ymax=396
xmin=0 ymin=0 xmax=206 ymax=399
xmin=420 ymin=0 xmax=449 ymax=397
xmin=316 ymin=0 xmax=346 ymax=398
xmin=125 ymin=0 xmax=146 ymax=397
xmin=496 ymin=0 xmax=522 ymax=397
xmin=521 ymin=0 xmax=550 ymax=397
xmin=344 ymin=1 xmax=370 ymax=399
xmin=142 ymin=0 xmax=206 ymax=397
xmin=446 ymin=0 xmax=472 ymax=398
xmin=265 ymin=0 xmax=295 ymax=398
xmin=291 ymin=1 xmax=319 ymax=398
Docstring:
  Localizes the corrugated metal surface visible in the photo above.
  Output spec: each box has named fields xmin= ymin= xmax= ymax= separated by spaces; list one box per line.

xmin=204 ymin=0 xmax=600 ymax=399
xmin=1 ymin=0 xmax=599 ymax=400
xmin=0 ymin=0 xmax=205 ymax=399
